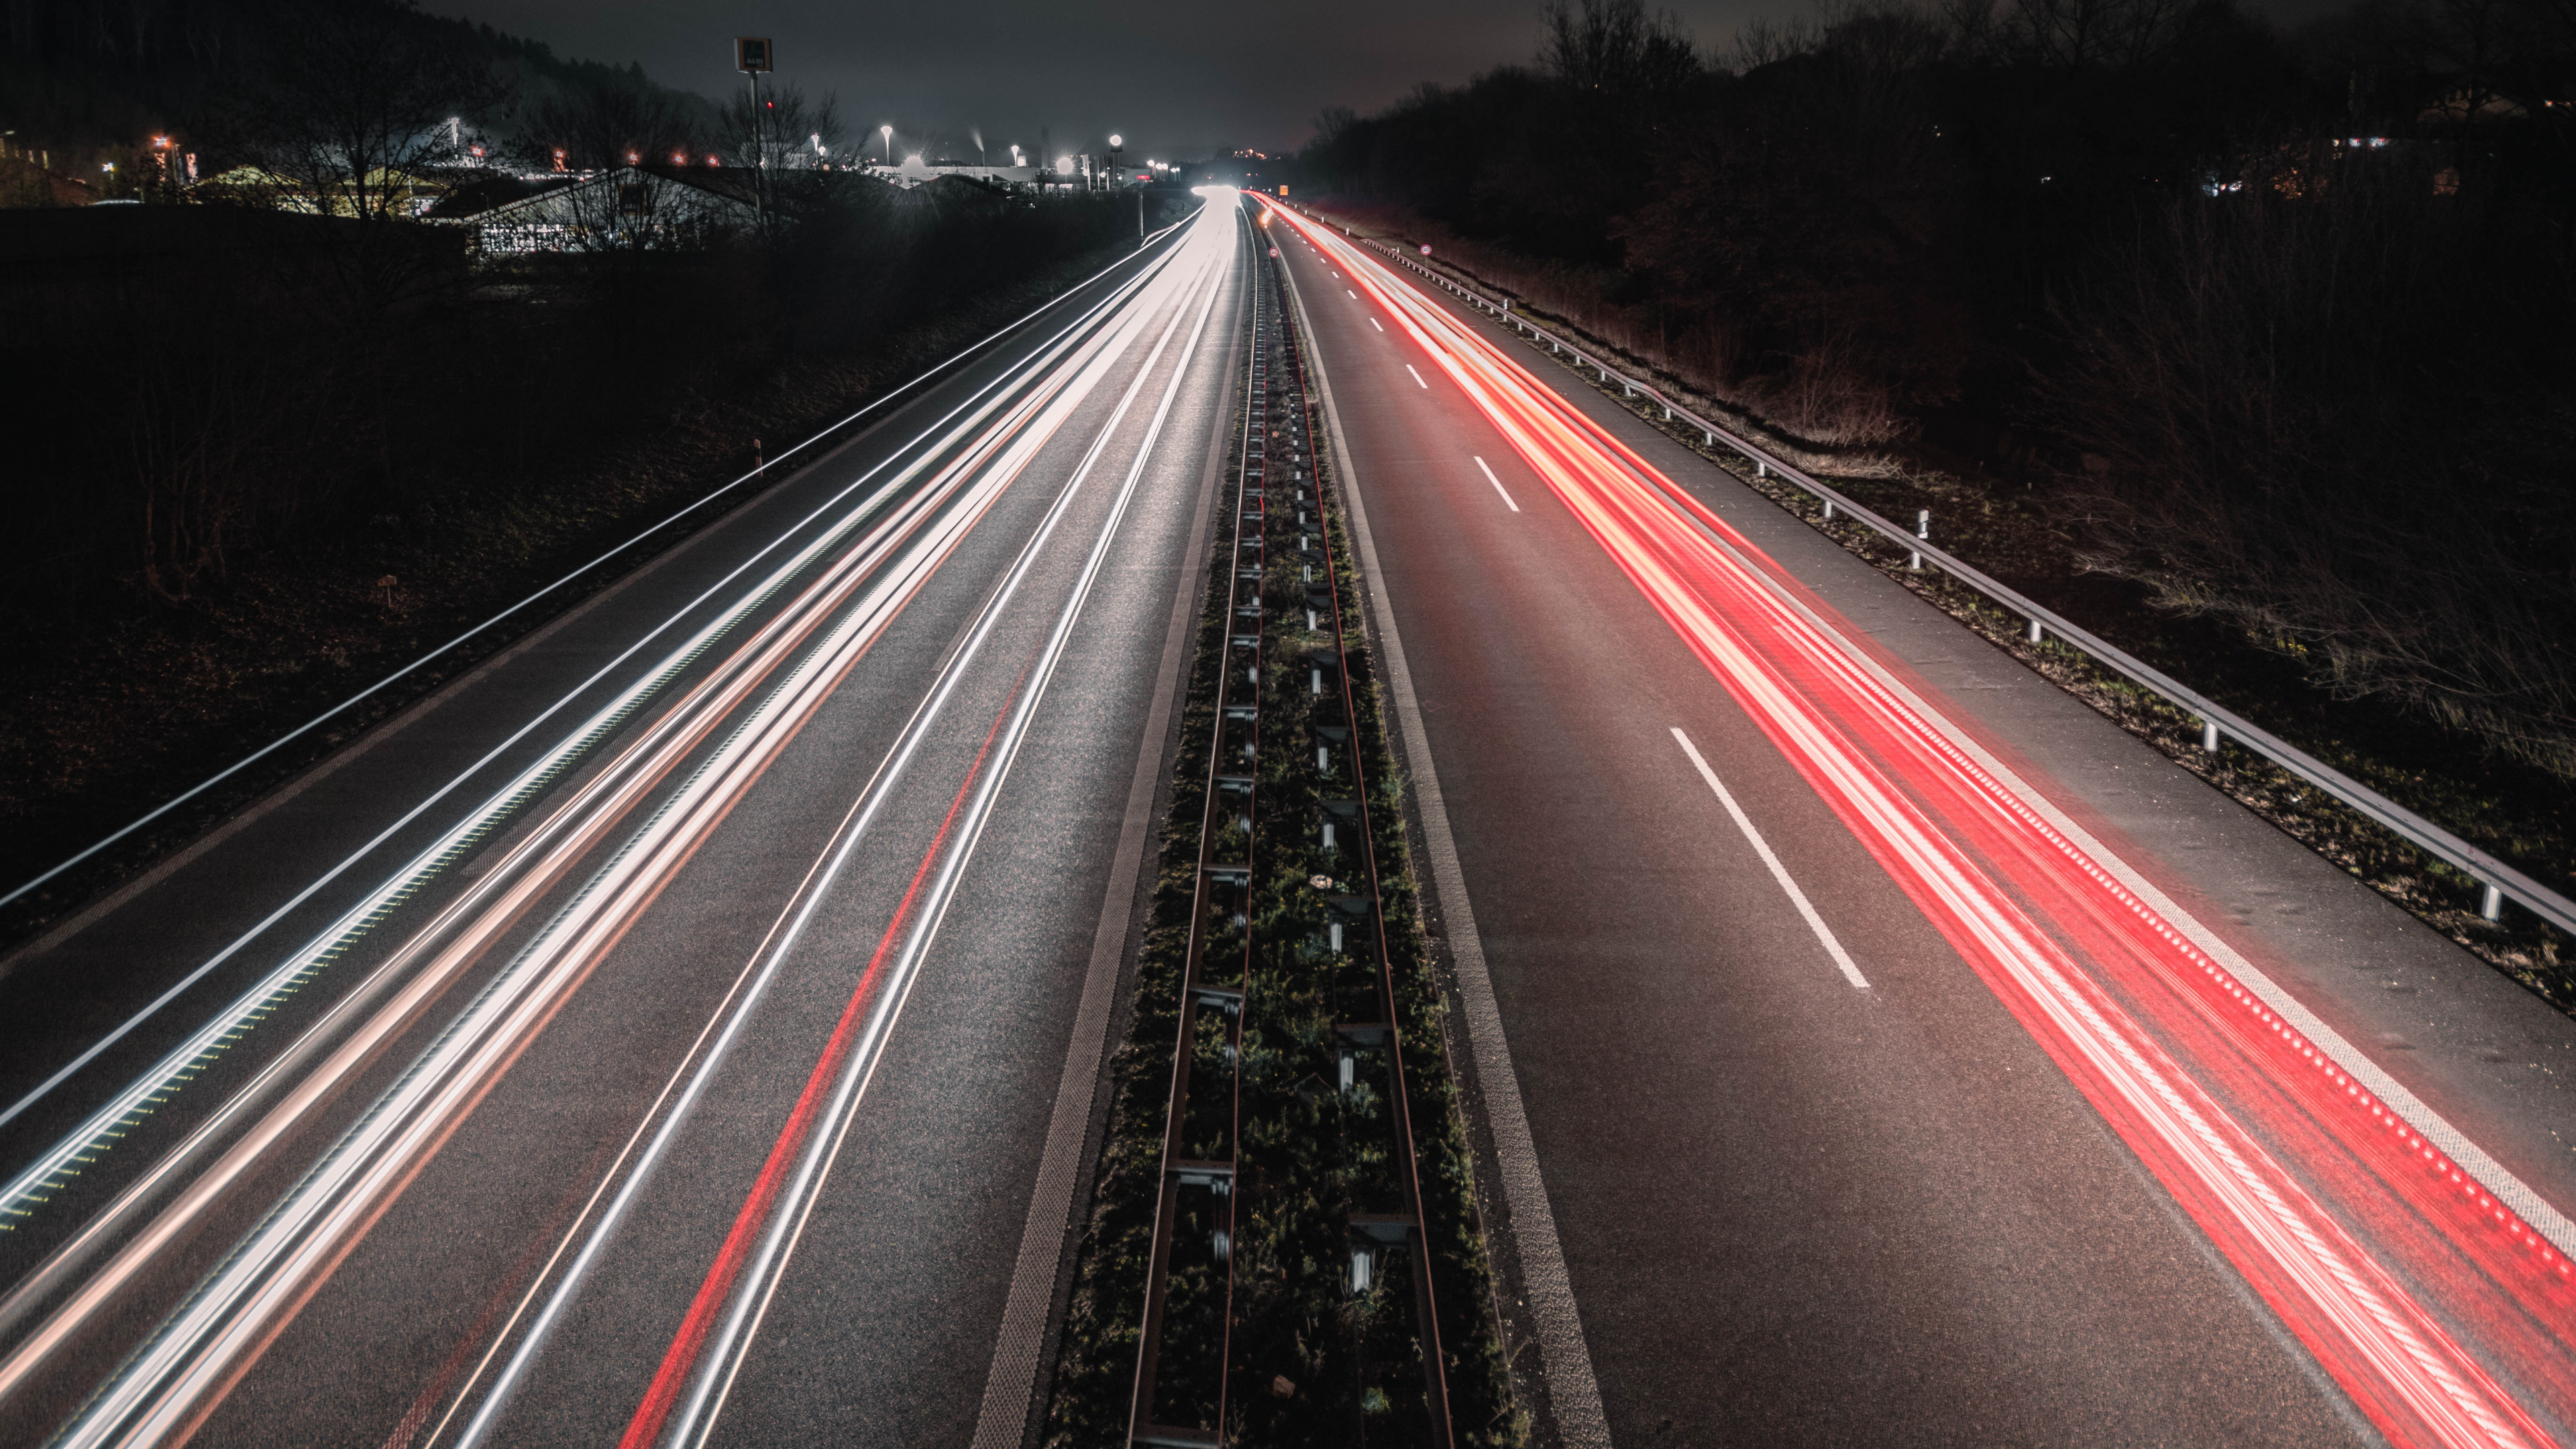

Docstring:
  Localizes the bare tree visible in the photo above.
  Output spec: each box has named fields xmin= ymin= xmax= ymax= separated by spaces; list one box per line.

xmin=515 ymin=81 xmax=696 ymax=172
xmin=716 ymin=81 xmax=843 ymax=173
xmin=2005 ymin=0 xmax=2192 ymax=66
xmin=206 ymin=0 xmax=508 ymax=224
xmin=1730 ymin=13 xmax=1825 ymax=69
xmin=1542 ymin=0 xmax=1702 ymax=98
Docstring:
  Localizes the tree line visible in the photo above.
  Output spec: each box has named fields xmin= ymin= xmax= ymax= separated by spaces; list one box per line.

xmin=1292 ymin=0 xmax=2576 ymax=777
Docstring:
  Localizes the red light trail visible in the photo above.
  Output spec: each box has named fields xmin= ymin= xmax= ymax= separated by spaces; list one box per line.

xmin=1258 ymin=195 xmax=2574 ymax=1449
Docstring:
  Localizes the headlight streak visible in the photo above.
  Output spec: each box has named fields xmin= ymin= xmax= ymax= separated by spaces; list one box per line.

xmin=25 ymin=227 xmax=1214 ymax=1449
xmin=1258 ymin=197 xmax=2573 ymax=1448
xmin=436 ymin=235 xmax=1227 ymax=1449
xmin=0 ymin=237 xmax=1199 ymax=1250
xmin=636 ymin=209 xmax=1236 ymax=1449
xmin=0 ymin=237 xmax=1192 ymax=1417
xmin=0 ymin=214 xmax=1207 ymax=1157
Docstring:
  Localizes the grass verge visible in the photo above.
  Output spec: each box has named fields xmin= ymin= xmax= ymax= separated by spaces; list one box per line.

xmin=1312 ymin=206 xmax=2575 ymax=1014
xmin=0 ymin=239 xmax=1145 ymax=956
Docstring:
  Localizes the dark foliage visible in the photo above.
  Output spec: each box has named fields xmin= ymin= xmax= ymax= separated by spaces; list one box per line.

xmin=1292 ymin=0 xmax=2576 ymax=774
xmin=0 ymin=0 xmax=1149 ymax=916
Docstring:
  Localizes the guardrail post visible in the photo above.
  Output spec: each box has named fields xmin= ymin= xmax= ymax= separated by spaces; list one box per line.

xmin=2202 ymin=720 xmax=2221 ymax=753
xmin=1909 ymin=549 xmax=1923 ymax=571
xmin=1756 ymin=461 xmax=1768 ymax=478
xmin=2481 ymin=883 xmax=2505 ymax=921
xmin=2027 ymin=619 xmax=2043 ymax=644
xmin=1821 ymin=498 xmax=1833 ymax=519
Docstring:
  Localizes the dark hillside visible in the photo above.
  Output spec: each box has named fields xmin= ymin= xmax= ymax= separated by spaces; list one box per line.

xmin=1292 ymin=0 xmax=2576 ymax=783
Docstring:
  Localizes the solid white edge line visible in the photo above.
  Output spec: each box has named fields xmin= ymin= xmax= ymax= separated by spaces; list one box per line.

xmin=965 ymin=231 xmax=1240 ymax=1449
xmin=0 ymin=235 xmax=1198 ymax=1159
xmin=1405 ymin=364 xmax=1428 ymax=390
xmin=1357 ymin=211 xmax=2575 ymax=1245
xmin=1319 ymin=207 xmax=2576 ymax=1399
xmin=1472 ymin=456 xmax=1521 ymax=513
xmin=446 ymin=254 xmax=1194 ymax=1449
xmin=672 ymin=217 xmax=1238 ymax=1448
xmin=1665 ymin=513 xmax=2576 ymax=1257
xmin=1277 ymin=227 xmax=1613 ymax=1449
xmin=0 ymin=213 xmax=1204 ymax=920
xmin=1670 ymin=728 xmax=1870 ymax=989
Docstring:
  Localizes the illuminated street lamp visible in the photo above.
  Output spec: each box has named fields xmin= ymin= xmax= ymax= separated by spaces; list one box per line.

xmin=880 ymin=124 xmax=893 ymax=164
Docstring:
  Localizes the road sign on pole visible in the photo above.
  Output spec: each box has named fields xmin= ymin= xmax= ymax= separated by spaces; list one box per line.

xmin=735 ymin=36 xmax=772 ymax=72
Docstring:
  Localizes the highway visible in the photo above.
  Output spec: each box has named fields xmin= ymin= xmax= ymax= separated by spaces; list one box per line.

xmin=0 ymin=195 xmax=1248 ymax=1448
xmin=1253 ymin=197 xmax=2576 ymax=1448
xmin=3 ymin=175 xmax=2570 ymax=1449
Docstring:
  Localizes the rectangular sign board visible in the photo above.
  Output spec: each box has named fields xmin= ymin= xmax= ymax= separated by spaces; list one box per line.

xmin=736 ymin=36 xmax=773 ymax=72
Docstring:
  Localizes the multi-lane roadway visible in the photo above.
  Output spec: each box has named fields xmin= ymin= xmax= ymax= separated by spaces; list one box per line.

xmin=1253 ymin=196 xmax=2575 ymax=1449
xmin=0 ymin=196 xmax=1246 ymax=1448
xmin=2 ymin=180 xmax=2572 ymax=1449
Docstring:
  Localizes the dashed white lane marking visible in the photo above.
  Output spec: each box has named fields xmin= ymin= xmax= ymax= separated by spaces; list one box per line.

xmin=1472 ymin=456 xmax=1520 ymax=513
xmin=1347 ymin=289 xmax=1358 ymax=300
xmin=1673 ymin=727 xmax=1871 ymax=989
xmin=1370 ymin=317 xmax=1384 ymax=332
xmin=1405 ymin=364 xmax=1428 ymax=389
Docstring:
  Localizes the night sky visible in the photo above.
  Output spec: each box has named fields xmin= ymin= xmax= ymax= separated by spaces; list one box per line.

xmin=433 ymin=0 xmax=2345 ymax=162
xmin=424 ymin=0 xmax=1792 ymax=160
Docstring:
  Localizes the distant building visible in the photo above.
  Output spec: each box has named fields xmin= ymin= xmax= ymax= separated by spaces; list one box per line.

xmin=0 ymin=154 xmax=103 ymax=208
xmin=870 ymin=158 xmax=1043 ymax=191
xmin=428 ymin=164 xmax=768 ymax=254
xmin=194 ymin=164 xmax=455 ymax=218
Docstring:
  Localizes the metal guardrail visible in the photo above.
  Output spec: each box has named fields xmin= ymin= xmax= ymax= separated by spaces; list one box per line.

xmin=1317 ymin=214 xmax=2576 ymax=941
xmin=0 ymin=211 xmax=1206 ymax=932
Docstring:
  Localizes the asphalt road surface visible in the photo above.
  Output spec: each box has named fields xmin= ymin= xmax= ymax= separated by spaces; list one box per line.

xmin=1257 ymin=199 xmax=2576 ymax=1449
xmin=0 ymin=196 xmax=1248 ymax=1448
xmin=6 ymin=184 xmax=2572 ymax=1449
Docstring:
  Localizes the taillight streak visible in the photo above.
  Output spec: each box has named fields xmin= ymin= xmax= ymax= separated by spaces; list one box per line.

xmin=1261 ymin=197 xmax=2573 ymax=1447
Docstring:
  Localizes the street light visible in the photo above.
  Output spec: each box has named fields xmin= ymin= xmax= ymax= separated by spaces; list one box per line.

xmin=880 ymin=125 xmax=893 ymax=164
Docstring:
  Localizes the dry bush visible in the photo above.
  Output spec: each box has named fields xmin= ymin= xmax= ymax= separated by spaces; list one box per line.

xmin=2036 ymin=170 xmax=2576 ymax=777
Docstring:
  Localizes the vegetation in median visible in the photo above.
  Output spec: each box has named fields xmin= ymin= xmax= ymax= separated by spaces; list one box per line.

xmin=1045 ymin=248 xmax=1517 ymax=1447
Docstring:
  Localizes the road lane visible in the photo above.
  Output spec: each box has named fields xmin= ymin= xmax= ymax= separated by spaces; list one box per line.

xmin=0 ymin=198 xmax=1250 ymax=1447
xmin=1264 ymin=198 xmax=2575 ymax=1447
